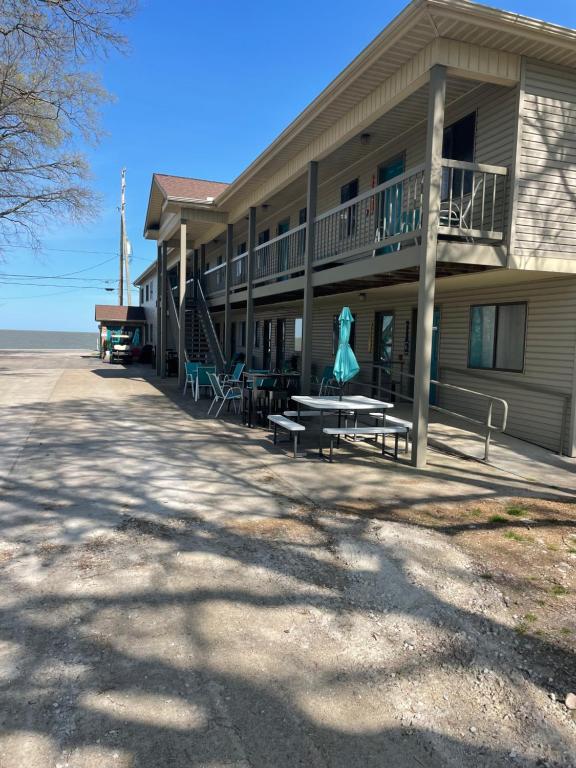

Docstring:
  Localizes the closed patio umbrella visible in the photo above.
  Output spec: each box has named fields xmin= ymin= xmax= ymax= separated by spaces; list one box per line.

xmin=333 ymin=307 xmax=360 ymax=398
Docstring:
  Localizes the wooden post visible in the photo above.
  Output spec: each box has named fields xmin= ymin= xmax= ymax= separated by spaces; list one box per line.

xmin=245 ymin=207 xmax=256 ymax=368
xmin=159 ymin=241 xmax=168 ymax=379
xmin=178 ymin=218 xmax=187 ymax=386
xmin=411 ymin=65 xmax=446 ymax=468
xmin=301 ymin=161 xmax=318 ymax=394
xmin=224 ymin=222 xmax=233 ymax=362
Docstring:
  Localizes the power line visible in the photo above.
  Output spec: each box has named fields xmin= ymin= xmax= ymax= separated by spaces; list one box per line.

xmin=0 ymin=280 xmax=115 ymax=289
xmin=0 ymin=272 xmax=118 ymax=282
xmin=0 ymin=287 xmax=98 ymax=300
xmin=0 ymin=244 xmax=119 ymax=256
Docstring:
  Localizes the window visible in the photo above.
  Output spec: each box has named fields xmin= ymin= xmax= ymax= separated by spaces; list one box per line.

xmin=254 ymin=320 xmax=260 ymax=348
xmin=340 ymin=179 xmax=359 ymax=238
xmin=332 ymin=313 xmax=356 ymax=354
xmin=145 ymin=284 xmax=149 ymax=302
xmin=258 ymin=229 xmax=269 ymax=246
xmin=217 ymin=255 xmax=224 ymax=286
xmin=139 ymin=287 xmax=144 ymax=305
xmin=149 ymin=282 xmax=154 ymax=301
xmin=240 ymin=320 xmax=246 ymax=348
xmin=150 ymin=323 xmax=153 ymax=343
xmin=468 ymin=303 xmax=526 ymax=372
xmin=238 ymin=242 xmax=246 ymax=255
xmin=294 ymin=318 xmax=303 ymax=352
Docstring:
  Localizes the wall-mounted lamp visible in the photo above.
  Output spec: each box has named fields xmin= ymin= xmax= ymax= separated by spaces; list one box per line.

xmin=261 ymin=203 xmax=270 ymax=210
xmin=360 ymin=133 xmax=371 ymax=146
xmin=358 ymin=292 xmax=367 ymax=301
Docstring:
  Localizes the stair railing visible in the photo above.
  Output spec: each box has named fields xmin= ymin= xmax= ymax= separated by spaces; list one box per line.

xmin=193 ymin=279 xmax=226 ymax=372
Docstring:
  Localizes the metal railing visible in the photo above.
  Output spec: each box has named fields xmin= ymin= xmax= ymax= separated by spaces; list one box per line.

xmin=203 ymin=262 xmax=226 ymax=296
xmin=313 ymin=164 xmax=425 ymax=266
xmin=253 ymin=222 xmax=306 ymax=283
xmin=441 ymin=365 xmax=569 ymax=455
xmin=323 ymin=361 xmax=508 ymax=462
xmin=202 ymin=158 xmax=509 ymax=298
xmin=439 ymin=160 xmax=508 ymax=241
xmin=230 ymin=251 xmax=247 ymax=290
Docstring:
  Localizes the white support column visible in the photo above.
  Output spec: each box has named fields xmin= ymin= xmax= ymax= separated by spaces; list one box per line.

xmin=155 ymin=243 xmax=162 ymax=376
xmin=411 ymin=65 xmax=446 ymax=468
xmin=301 ymin=161 xmax=318 ymax=395
xmin=224 ymin=223 xmax=233 ymax=362
xmin=159 ymin=241 xmax=168 ymax=379
xmin=178 ymin=218 xmax=187 ymax=386
xmin=245 ymin=207 xmax=256 ymax=368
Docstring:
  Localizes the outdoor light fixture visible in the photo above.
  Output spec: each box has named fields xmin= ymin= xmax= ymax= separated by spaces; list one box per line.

xmin=261 ymin=203 xmax=270 ymax=210
xmin=358 ymin=292 xmax=367 ymax=301
xmin=360 ymin=133 xmax=371 ymax=145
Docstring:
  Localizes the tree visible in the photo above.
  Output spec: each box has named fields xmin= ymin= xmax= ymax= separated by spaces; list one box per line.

xmin=0 ymin=0 xmax=136 ymax=251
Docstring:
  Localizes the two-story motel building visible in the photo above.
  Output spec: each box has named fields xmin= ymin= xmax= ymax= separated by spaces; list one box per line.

xmin=134 ymin=0 xmax=576 ymax=468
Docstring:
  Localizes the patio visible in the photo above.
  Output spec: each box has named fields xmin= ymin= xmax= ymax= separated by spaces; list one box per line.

xmin=1 ymin=351 xmax=575 ymax=767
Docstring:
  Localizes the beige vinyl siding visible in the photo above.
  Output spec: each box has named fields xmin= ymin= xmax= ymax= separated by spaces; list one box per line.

xmin=223 ymin=273 xmax=576 ymax=454
xmin=515 ymin=60 xmax=576 ymax=259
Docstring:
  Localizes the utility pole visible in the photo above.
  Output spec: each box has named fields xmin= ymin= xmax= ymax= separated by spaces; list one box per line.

xmin=118 ymin=168 xmax=125 ymax=306
xmin=123 ymin=169 xmax=132 ymax=306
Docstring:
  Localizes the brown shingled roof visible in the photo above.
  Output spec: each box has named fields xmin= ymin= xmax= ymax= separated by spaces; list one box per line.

xmin=153 ymin=173 xmax=229 ymax=202
xmin=95 ymin=305 xmax=146 ymax=323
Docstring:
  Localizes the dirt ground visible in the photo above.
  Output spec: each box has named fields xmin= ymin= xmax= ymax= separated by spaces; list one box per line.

xmin=342 ymin=495 xmax=576 ymax=657
xmin=0 ymin=351 xmax=575 ymax=768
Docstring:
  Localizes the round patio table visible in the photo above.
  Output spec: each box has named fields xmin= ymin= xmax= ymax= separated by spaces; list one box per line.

xmin=291 ymin=394 xmax=393 ymax=456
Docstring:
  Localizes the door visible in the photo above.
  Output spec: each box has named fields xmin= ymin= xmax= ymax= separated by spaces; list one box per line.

xmin=373 ymin=312 xmax=394 ymax=398
xmin=230 ymin=321 xmax=237 ymax=358
xmin=275 ymin=319 xmax=286 ymax=370
xmin=262 ymin=320 xmax=272 ymax=370
xmin=409 ymin=308 xmax=440 ymax=405
xmin=377 ymin=154 xmax=405 ymax=253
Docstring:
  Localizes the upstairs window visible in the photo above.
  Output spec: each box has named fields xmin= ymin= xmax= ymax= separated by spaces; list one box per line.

xmin=468 ymin=303 xmax=526 ymax=372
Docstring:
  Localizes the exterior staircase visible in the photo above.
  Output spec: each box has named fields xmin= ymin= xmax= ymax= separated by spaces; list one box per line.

xmin=184 ymin=280 xmax=225 ymax=371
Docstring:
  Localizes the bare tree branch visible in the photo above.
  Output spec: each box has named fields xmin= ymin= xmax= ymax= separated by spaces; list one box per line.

xmin=0 ymin=0 xmax=135 ymax=253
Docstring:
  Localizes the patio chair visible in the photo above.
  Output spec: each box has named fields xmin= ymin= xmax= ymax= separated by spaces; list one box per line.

xmin=207 ymin=372 xmax=242 ymax=418
xmin=195 ymin=365 xmax=216 ymax=401
xmin=222 ymin=361 xmax=245 ymax=387
xmin=183 ymin=361 xmax=199 ymax=396
xmin=316 ymin=365 xmax=336 ymax=395
xmin=439 ymin=174 xmax=484 ymax=242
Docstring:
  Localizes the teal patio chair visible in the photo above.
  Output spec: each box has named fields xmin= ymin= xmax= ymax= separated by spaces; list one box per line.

xmin=207 ymin=372 xmax=242 ymax=418
xmin=222 ymin=361 xmax=245 ymax=387
xmin=183 ymin=361 xmax=199 ymax=396
xmin=194 ymin=365 xmax=216 ymax=401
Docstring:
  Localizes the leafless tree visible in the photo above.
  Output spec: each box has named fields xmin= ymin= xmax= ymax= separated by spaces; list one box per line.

xmin=0 ymin=0 xmax=136 ymax=251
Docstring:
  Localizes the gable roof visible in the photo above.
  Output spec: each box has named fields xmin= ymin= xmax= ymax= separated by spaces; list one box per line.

xmin=153 ymin=174 xmax=229 ymax=202
xmin=144 ymin=173 xmax=229 ymax=238
xmin=95 ymin=305 xmax=146 ymax=323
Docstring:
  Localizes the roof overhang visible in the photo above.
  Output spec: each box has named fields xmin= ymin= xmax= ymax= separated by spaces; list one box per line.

xmin=214 ymin=0 xmax=576 ymax=218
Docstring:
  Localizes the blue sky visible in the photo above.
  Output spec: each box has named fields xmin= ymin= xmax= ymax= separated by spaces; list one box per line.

xmin=1 ymin=0 xmax=575 ymax=331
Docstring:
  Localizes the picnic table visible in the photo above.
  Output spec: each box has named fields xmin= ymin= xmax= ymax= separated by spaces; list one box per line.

xmin=291 ymin=394 xmax=394 ymax=456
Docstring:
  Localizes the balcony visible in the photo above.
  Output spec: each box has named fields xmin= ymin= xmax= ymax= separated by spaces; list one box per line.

xmin=203 ymin=159 xmax=508 ymax=300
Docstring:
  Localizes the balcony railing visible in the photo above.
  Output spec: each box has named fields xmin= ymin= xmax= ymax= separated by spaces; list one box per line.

xmin=313 ymin=164 xmax=425 ymax=266
xmin=230 ymin=251 xmax=247 ymax=290
xmin=253 ymin=222 xmax=306 ymax=284
xmin=204 ymin=262 xmax=226 ymax=296
xmin=439 ymin=160 xmax=508 ymax=241
xmin=202 ymin=159 xmax=508 ymax=298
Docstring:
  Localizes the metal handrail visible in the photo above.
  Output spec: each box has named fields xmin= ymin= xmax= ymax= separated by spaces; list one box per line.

xmin=441 ymin=365 xmax=569 ymax=455
xmin=253 ymin=222 xmax=306 ymax=252
xmin=196 ymin=279 xmax=226 ymax=371
xmin=332 ymin=362 xmax=508 ymax=461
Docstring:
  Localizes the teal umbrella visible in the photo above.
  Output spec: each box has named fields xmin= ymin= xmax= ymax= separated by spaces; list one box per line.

xmin=333 ymin=307 xmax=360 ymax=397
